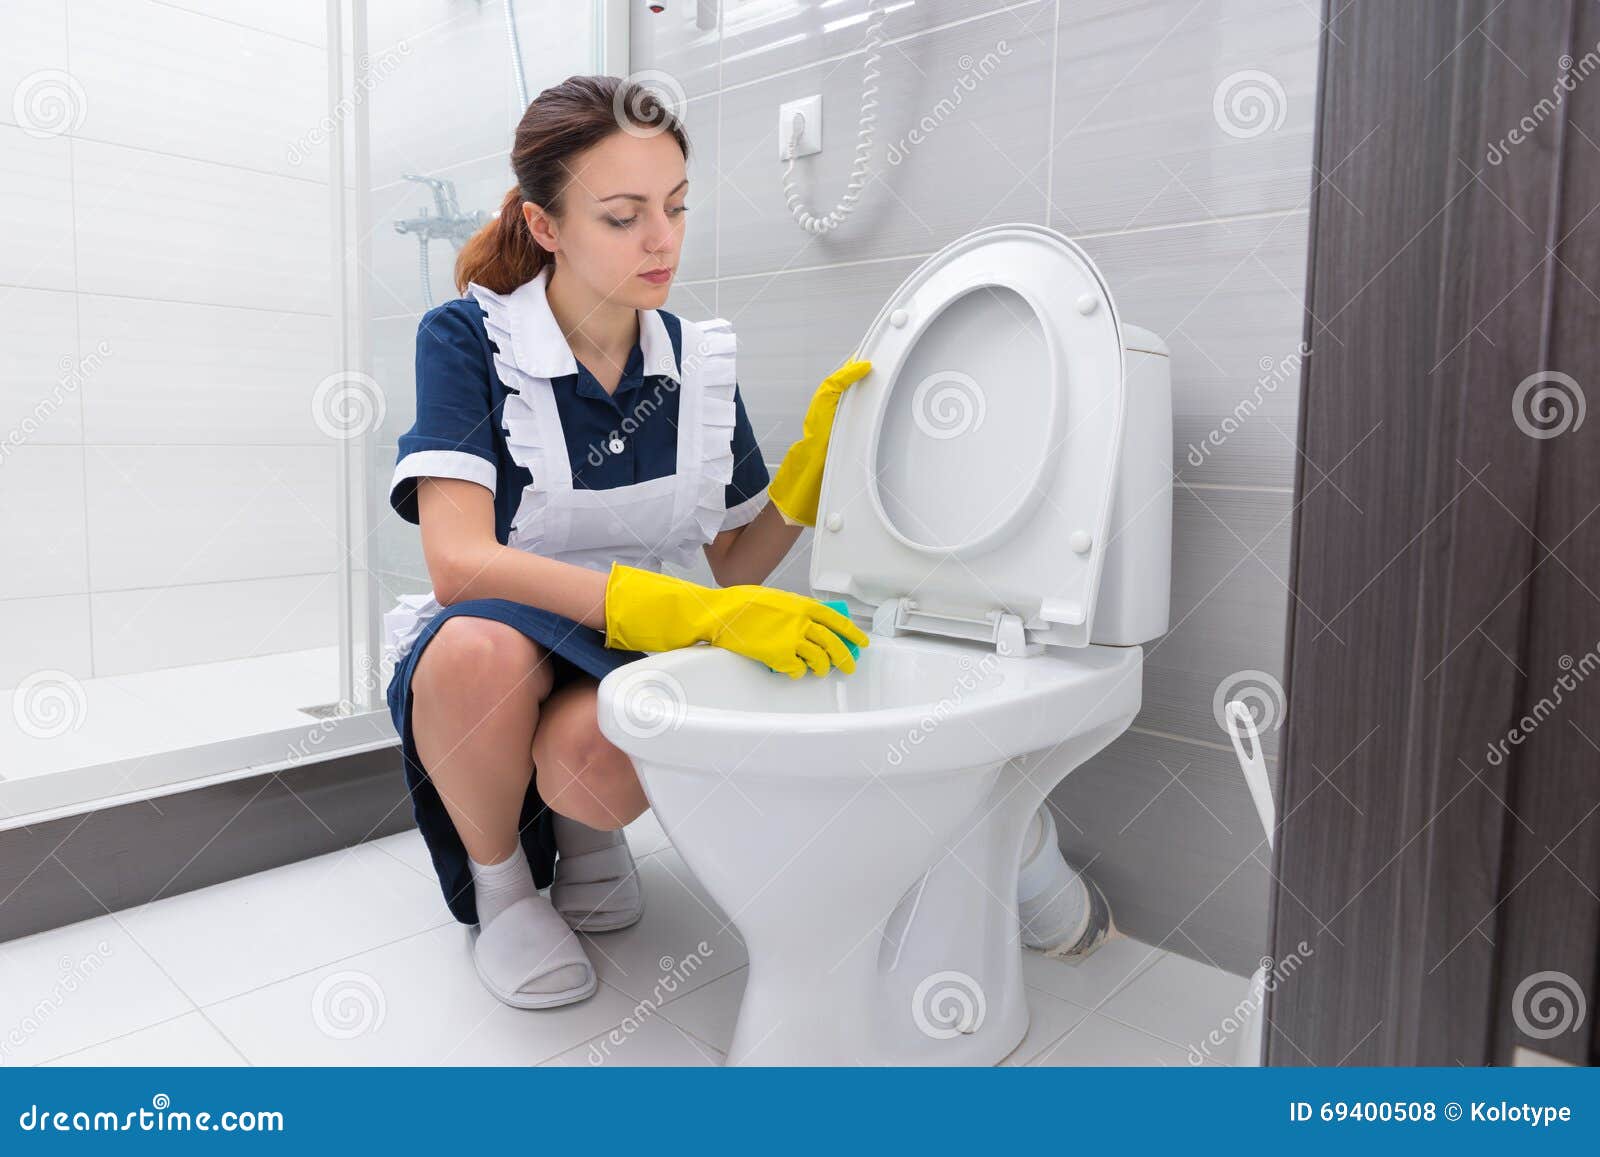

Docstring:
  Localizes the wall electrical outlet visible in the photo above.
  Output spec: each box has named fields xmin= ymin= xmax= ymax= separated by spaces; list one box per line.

xmin=777 ymin=94 xmax=823 ymax=160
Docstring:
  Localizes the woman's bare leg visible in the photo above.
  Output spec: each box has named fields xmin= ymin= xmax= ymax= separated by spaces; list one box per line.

xmin=531 ymin=676 xmax=648 ymax=830
xmin=409 ymin=616 xmax=557 ymax=865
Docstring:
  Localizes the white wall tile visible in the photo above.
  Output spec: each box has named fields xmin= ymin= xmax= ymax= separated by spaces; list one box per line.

xmin=84 ymin=445 xmax=340 ymax=590
xmin=1049 ymin=0 xmax=1319 ymax=235
xmin=0 ymin=124 xmax=76 ymax=291
xmin=72 ymin=138 xmax=331 ymax=313
xmin=0 ymin=0 xmax=68 ymax=126
xmin=0 ymin=445 xmax=87 ymax=599
xmin=718 ymin=0 xmax=1052 ymax=89
xmin=1049 ymin=728 xmax=1276 ymax=977
xmin=716 ymin=256 xmax=924 ymax=453
xmin=1078 ymin=212 xmax=1310 ymax=490
xmin=77 ymin=295 xmax=335 ymax=444
xmin=159 ymin=0 xmax=326 ymax=47
xmin=68 ymin=0 xmax=329 ymax=179
xmin=0 ymin=594 xmax=91 ymax=688
xmin=91 ymin=572 xmax=338 ymax=674
xmin=0 ymin=286 xmax=81 ymax=443
xmin=716 ymin=6 xmax=1054 ymax=276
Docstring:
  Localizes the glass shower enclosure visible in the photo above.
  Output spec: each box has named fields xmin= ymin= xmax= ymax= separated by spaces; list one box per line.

xmin=0 ymin=0 xmax=615 ymax=826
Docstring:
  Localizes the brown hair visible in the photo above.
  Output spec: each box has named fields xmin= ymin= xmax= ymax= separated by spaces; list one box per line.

xmin=453 ymin=75 xmax=691 ymax=295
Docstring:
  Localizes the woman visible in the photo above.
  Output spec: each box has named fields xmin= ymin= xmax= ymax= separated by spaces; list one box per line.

xmin=381 ymin=75 xmax=871 ymax=1010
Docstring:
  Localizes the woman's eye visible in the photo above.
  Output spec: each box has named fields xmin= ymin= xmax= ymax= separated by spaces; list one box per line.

xmin=606 ymin=216 xmax=637 ymax=228
xmin=668 ymin=204 xmax=688 ymax=216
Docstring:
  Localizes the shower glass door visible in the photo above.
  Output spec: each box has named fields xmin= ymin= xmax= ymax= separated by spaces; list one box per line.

xmin=0 ymin=0 xmax=607 ymax=826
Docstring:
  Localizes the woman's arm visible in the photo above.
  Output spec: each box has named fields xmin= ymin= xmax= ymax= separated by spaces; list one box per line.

xmin=417 ymin=477 xmax=609 ymax=628
xmin=702 ymin=499 xmax=804 ymax=588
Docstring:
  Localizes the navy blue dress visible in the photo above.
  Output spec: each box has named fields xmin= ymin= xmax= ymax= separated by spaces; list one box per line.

xmin=384 ymin=295 xmax=771 ymax=925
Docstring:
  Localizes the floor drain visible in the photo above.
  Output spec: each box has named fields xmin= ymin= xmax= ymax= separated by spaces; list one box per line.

xmin=298 ymin=702 xmax=348 ymax=720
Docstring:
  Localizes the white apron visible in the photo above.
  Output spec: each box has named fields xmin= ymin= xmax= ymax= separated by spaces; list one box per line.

xmin=382 ymin=278 xmax=739 ymax=668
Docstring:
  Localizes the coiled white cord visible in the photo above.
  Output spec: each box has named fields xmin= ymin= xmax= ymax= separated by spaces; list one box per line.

xmin=781 ymin=0 xmax=887 ymax=234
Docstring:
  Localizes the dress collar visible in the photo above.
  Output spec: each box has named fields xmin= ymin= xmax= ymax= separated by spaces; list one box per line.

xmin=488 ymin=264 xmax=681 ymax=386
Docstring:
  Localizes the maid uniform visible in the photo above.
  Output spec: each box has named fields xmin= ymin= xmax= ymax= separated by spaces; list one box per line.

xmin=382 ymin=265 xmax=770 ymax=925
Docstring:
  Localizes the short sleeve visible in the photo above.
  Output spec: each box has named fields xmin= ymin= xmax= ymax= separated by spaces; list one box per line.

xmin=388 ymin=301 xmax=500 ymax=525
xmin=721 ymin=382 xmax=771 ymax=532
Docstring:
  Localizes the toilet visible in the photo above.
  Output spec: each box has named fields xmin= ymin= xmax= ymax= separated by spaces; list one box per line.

xmin=595 ymin=223 xmax=1172 ymax=1065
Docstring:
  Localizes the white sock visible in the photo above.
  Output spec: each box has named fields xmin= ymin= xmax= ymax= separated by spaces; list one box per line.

xmin=468 ymin=842 xmax=536 ymax=928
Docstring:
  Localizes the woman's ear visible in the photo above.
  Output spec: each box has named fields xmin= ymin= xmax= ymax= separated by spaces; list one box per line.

xmin=522 ymin=201 xmax=559 ymax=255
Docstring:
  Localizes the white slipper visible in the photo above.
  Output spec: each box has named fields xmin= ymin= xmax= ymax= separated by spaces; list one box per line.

xmin=551 ymin=832 xmax=643 ymax=933
xmin=470 ymin=894 xmax=597 ymax=1009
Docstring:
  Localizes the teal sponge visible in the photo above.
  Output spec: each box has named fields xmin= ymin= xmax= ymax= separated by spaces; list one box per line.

xmin=770 ymin=598 xmax=860 ymax=673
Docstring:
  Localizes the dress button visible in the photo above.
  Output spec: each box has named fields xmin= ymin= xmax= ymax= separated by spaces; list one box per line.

xmin=608 ymin=436 xmax=625 ymax=454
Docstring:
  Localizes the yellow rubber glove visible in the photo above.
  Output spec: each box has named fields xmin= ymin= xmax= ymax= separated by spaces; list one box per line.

xmin=767 ymin=357 xmax=873 ymax=528
xmin=602 ymin=562 xmax=870 ymax=679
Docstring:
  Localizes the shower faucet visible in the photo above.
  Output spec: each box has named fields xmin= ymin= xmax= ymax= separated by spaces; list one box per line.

xmin=393 ymin=174 xmax=487 ymax=247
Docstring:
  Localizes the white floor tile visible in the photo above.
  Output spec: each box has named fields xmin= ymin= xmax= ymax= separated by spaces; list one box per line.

xmin=1001 ymin=987 xmax=1094 ymax=1066
xmin=656 ymin=966 xmax=746 ymax=1052
xmin=1021 ymin=933 xmax=1167 ymax=1011
xmin=543 ymin=1006 xmax=724 ymax=1067
xmin=578 ymin=850 xmax=746 ymax=1005
xmin=204 ymin=922 xmax=642 ymax=1066
xmin=1100 ymin=949 xmax=1254 ymax=1058
xmin=121 ymin=840 xmax=451 ymax=1007
xmin=0 ymin=912 xmax=193 ymax=1066
xmin=43 ymin=1011 xmax=245 ymax=1067
xmin=1027 ymin=1009 xmax=1212 ymax=1067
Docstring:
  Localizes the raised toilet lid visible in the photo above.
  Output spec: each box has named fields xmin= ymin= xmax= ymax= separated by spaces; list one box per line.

xmin=810 ymin=224 xmax=1126 ymax=651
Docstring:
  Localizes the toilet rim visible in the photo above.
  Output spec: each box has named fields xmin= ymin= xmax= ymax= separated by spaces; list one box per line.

xmin=596 ymin=637 xmax=1144 ymax=768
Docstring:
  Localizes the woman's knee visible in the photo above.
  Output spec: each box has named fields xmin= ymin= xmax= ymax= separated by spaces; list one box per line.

xmin=536 ymin=730 xmax=645 ymax=828
xmin=412 ymin=617 xmax=556 ymax=703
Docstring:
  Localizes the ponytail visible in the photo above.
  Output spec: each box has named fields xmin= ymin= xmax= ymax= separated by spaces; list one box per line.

xmin=454 ymin=185 xmax=546 ymax=295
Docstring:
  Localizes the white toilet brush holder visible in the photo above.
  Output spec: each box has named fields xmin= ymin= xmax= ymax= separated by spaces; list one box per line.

xmin=1225 ymin=698 xmax=1278 ymax=1068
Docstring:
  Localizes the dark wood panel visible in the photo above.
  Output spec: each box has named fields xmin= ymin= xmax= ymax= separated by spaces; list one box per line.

xmin=1269 ymin=0 xmax=1598 ymax=1064
xmin=1492 ymin=0 xmax=1600 ymax=1067
xmin=1268 ymin=0 xmax=1472 ymax=1066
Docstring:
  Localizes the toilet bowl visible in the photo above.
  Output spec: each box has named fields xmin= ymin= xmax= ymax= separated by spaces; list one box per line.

xmin=596 ymin=223 xmax=1173 ymax=1065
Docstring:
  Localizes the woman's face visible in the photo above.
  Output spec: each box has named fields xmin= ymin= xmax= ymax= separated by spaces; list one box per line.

xmin=524 ymin=128 xmax=688 ymax=311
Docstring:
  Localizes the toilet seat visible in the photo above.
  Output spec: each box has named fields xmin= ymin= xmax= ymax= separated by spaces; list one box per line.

xmin=811 ymin=224 xmax=1127 ymax=653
